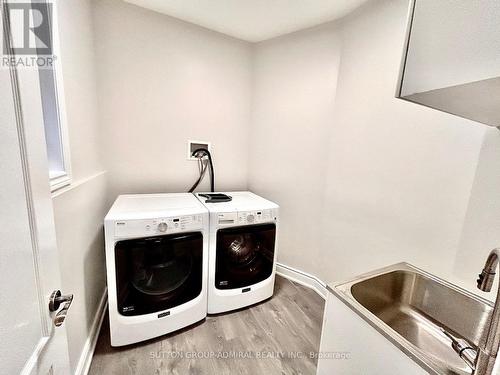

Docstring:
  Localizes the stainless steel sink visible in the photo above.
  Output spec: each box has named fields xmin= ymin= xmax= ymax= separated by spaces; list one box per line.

xmin=330 ymin=263 xmax=494 ymax=375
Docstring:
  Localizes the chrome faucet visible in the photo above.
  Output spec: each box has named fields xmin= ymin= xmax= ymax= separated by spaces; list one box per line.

xmin=475 ymin=248 xmax=500 ymax=375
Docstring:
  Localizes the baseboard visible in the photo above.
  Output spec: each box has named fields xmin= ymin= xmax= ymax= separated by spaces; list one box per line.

xmin=74 ymin=287 xmax=108 ymax=375
xmin=276 ymin=263 xmax=328 ymax=299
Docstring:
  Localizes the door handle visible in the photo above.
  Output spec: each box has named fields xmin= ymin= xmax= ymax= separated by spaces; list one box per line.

xmin=49 ymin=290 xmax=73 ymax=327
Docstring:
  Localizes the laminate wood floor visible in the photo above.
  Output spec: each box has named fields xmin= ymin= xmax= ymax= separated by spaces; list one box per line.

xmin=88 ymin=276 xmax=325 ymax=375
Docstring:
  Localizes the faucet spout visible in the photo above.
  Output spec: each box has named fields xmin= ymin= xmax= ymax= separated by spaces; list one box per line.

xmin=475 ymin=248 xmax=500 ymax=375
xmin=478 ymin=249 xmax=500 ymax=292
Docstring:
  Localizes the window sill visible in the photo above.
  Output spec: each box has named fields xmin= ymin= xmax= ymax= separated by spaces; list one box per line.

xmin=50 ymin=173 xmax=71 ymax=193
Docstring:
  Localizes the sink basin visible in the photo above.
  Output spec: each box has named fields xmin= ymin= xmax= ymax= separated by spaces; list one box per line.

xmin=330 ymin=263 xmax=493 ymax=375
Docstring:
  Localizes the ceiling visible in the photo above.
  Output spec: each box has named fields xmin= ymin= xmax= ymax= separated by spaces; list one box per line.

xmin=123 ymin=0 xmax=370 ymax=42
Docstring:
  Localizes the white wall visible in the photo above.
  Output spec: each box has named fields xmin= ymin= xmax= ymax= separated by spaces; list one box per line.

xmin=92 ymin=0 xmax=253 ymax=197
xmin=249 ymin=23 xmax=342 ymax=277
xmin=453 ymin=128 xmax=500 ymax=295
xmin=51 ymin=0 xmax=108 ymax=373
xmin=249 ymin=0 xmax=486 ymax=283
xmin=320 ymin=0 xmax=486 ymax=282
xmin=90 ymin=0 xmax=494 ymax=289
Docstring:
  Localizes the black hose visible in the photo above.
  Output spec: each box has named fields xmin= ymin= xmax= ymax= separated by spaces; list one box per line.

xmin=188 ymin=159 xmax=208 ymax=193
xmin=189 ymin=148 xmax=215 ymax=192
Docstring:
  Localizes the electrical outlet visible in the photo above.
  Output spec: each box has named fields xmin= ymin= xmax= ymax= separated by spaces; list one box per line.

xmin=187 ymin=140 xmax=211 ymax=160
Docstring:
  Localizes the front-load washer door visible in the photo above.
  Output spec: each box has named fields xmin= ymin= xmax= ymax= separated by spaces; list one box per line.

xmin=215 ymin=223 xmax=276 ymax=289
xmin=114 ymin=232 xmax=203 ymax=316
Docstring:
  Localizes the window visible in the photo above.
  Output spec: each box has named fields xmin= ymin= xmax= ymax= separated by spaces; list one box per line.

xmin=38 ymin=3 xmax=71 ymax=192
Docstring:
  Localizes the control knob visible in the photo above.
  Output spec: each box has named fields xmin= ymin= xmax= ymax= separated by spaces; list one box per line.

xmin=158 ymin=222 xmax=168 ymax=232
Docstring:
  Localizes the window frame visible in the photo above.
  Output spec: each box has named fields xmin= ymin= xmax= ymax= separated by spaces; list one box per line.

xmin=42 ymin=1 xmax=72 ymax=192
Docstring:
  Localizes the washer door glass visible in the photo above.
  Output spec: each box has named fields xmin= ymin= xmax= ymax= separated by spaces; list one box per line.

xmin=115 ymin=232 xmax=203 ymax=316
xmin=215 ymin=223 xmax=276 ymax=289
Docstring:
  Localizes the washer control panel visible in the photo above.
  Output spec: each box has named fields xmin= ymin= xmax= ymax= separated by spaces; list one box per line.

xmin=114 ymin=214 xmax=204 ymax=238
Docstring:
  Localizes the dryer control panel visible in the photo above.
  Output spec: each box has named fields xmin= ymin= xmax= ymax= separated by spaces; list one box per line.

xmin=217 ymin=210 xmax=275 ymax=226
xmin=237 ymin=209 xmax=273 ymax=225
xmin=114 ymin=214 xmax=204 ymax=238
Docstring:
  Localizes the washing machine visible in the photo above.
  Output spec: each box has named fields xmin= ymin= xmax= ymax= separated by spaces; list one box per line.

xmin=195 ymin=191 xmax=279 ymax=314
xmin=104 ymin=193 xmax=209 ymax=346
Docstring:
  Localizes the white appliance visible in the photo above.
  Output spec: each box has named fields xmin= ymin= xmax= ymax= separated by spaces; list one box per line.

xmin=104 ymin=193 xmax=209 ymax=346
xmin=196 ymin=191 xmax=279 ymax=314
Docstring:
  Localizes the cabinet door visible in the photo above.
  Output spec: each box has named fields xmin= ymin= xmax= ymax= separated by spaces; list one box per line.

xmin=316 ymin=294 xmax=426 ymax=375
xmin=397 ymin=0 xmax=500 ymax=126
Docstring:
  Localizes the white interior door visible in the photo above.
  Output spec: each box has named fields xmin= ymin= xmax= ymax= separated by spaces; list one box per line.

xmin=0 ymin=2 xmax=71 ymax=374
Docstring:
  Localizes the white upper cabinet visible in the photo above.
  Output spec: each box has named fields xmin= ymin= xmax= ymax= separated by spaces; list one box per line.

xmin=397 ymin=0 xmax=500 ymax=127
